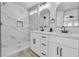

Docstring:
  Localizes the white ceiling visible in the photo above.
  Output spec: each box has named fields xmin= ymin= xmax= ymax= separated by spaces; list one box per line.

xmin=12 ymin=2 xmax=40 ymax=10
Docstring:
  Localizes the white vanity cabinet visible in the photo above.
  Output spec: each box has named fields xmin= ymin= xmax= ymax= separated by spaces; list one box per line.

xmin=49 ymin=43 xmax=78 ymax=57
xmin=31 ymin=32 xmax=41 ymax=55
xmin=31 ymin=31 xmax=79 ymax=57
xmin=49 ymin=35 xmax=79 ymax=57
xmin=31 ymin=32 xmax=49 ymax=57
xmin=49 ymin=42 xmax=61 ymax=57
xmin=62 ymin=46 xmax=78 ymax=57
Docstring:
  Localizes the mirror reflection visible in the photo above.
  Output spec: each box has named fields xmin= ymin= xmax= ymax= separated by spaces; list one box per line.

xmin=56 ymin=2 xmax=79 ymax=27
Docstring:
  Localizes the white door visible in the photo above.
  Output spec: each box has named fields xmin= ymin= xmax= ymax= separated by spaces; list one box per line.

xmin=31 ymin=33 xmax=40 ymax=55
xmin=62 ymin=46 xmax=78 ymax=57
xmin=49 ymin=42 xmax=61 ymax=57
xmin=39 ymin=9 xmax=50 ymax=31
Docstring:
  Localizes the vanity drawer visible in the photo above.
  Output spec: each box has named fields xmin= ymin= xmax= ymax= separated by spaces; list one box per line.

xmin=41 ymin=43 xmax=47 ymax=46
xmin=40 ymin=34 xmax=48 ymax=57
xmin=41 ymin=35 xmax=48 ymax=43
xmin=41 ymin=50 xmax=47 ymax=57
xmin=49 ymin=36 xmax=79 ymax=49
xmin=41 ymin=44 xmax=47 ymax=50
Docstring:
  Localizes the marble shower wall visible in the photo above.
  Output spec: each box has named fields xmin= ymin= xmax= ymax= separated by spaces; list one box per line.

xmin=1 ymin=2 xmax=29 ymax=56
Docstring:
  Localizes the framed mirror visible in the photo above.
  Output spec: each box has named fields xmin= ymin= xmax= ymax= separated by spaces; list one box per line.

xmin=56 ymin=2 xmax=79 ymax=27
xmin=39 ymin=9 xmax=50 ymax=31
xmin=64 ymin=8 xmax=79 ymax=27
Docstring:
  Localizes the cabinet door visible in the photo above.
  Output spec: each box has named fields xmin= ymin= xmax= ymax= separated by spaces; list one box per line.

xmin=31 ymin=33 xmax=40 ymax=55
xmin=62 ymin=46 xmax=78 ymax=57
xmin=49 ymin=42 xmax=60 ymax=57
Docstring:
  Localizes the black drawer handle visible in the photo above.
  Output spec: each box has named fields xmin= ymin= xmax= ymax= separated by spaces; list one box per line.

xmin=60 ymin=48 xmax=62 ymax=57
xmin=41 ymin=52 xmax=46 ymax=55
xmin=57 ymin=47 xmax=59 ymax=55
xmin=41 ymin=43 xmax=46 ymax=46
xmin=42 ymin=36 xmax=46 ymax=38
xmin=33 ymin=39 xmax=36 ymax=44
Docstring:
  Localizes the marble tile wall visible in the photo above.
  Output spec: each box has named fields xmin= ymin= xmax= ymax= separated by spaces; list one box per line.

xmin=1 ymin=3 xmax=30 ymax=56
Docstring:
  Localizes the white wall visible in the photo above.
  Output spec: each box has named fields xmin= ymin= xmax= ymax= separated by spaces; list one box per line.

xmin=1 ymin=2 xmax=29 ymax=56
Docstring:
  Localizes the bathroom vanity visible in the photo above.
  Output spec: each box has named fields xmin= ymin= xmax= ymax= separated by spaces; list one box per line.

xmin=31 ymin=31 xmax=79 ymax=57
xmin=30 ymin=2 xmax=79 ymax=57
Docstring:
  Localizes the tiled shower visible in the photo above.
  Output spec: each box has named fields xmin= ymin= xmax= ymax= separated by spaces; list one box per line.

xmin=1 ymin=2 xmax=30 ymax=56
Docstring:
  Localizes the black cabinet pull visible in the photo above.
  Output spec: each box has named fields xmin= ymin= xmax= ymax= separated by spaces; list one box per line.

xmin=42 ymin=36 xmax=46 ymax=38
xmin=41 ymin=52 xmax=46 ymax=56
xmin=57 ymin=47 xmax=59 ymax=55
xmin=33 ymin=39 xmax=36 ymax=44
xmin=41 ymin=43 xmax=46 ymax=46
xmin=60 ymin=48 xmax=62 ymax=57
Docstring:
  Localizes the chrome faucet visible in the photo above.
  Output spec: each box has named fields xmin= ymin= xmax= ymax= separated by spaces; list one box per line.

xmin=61 ymin=26 xmax=68 ymax=33
xmin=61 ymin=26 xmax=65 ymax=31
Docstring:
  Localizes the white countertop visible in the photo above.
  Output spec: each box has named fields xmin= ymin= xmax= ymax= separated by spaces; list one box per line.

xmin=31 ymin=31 xmax=79 ymax=40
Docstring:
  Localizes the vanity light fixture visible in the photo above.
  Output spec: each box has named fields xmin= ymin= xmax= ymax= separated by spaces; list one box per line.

xmin=69 ymin=16 xmax=74 ymax=18
xmin=43 ymin=16 xmax=46 ymax=19
xmin=65 ymin=15 xmax=74 ymax=18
